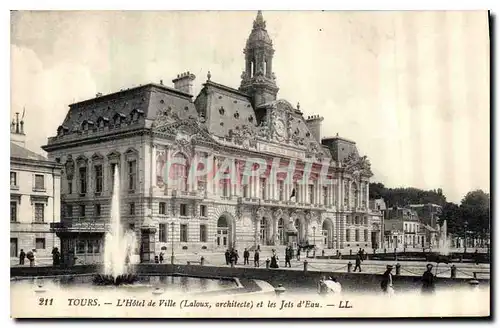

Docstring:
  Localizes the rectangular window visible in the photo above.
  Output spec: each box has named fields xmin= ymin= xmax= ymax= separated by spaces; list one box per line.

xmin=159 ymin=202 xmax=166 ymax=215
xmin=94 ymin=165 xmax=103 ymax=193
xmin=345 ymin=229 xmax=350 ymax=242
xmin=10 ymin=172 xmax=17 ymax=187
xmin=159 ymin=223 xmax=167 ymax=242
xmin=76 ymin=240 xmax=85 ymax=254
xmin=180 ymin=224 xmax=188 ymax=242
xmin=10 ymin=201 xmax=17 ymax=222
xmin=199 ymin=224 xmax=207 ymax=242
xmin=278 ymin=180 xmax=284 ymax=201
xmin=355 ymin=230 xmax=360 ymax=242
xmin=66 ymin=204 xmax=73 ymax=218
xmin=34 ymin=203 xmax=44 ymax=223
xmin=200 ymin=205 xmax=207 ymax=217
xmin=308 ymin=185 xmax=314 ymax=204
xmin=35 ymin=238 xmax=46 ymax=250
xmin=260 ymin=178 xmax=266 ymax=199
xmin=87 ymin=240 xmax=94 ymax=254
xmin=79 ymin=167 xmax=87 ymax=194
xmin=94 ymin=204 xmax=101 ymax=217
xmin=129 ymin=223 xmax=135 ymax=231
xmin=128 ymin=160 xmax=137 ymax=191
xmin=129 ymin=202 xmax=135 ymax=215
xmin=404 ymin=223 xmax=408 ymax=232
xmin=68 ymin=181 xmax=73 ymax=194
xmin=323 ymin=186 xmax=328 ymax=205
xmin=364 ymin=230 xmax=368 ymax=242
xmin=222 ymin=180 xmax=230 ymax=197
xmin=10 ymin=238 xmax=18 ymax=257
xmin=79 ymin=205 xmax=85 ymax=217
xmin=180 ymin=204 xmax=187 ymax=216
xmin=34 ymin=174 xmax=45 ymax=190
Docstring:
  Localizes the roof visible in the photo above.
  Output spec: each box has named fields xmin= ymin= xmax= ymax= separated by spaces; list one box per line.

xmin=10 ymin=142 xmax=48 ymax=162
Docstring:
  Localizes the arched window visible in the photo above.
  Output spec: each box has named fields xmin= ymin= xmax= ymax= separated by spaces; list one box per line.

xmin=263 ymin=60 xmax=267 ymax=76
xmin=171 ymin=153 xmax=189 ymax=192
xmin=251 ymin=60 xmax=255 ymax=77
xmin=278 ymin=218 xmax=285 ymax=245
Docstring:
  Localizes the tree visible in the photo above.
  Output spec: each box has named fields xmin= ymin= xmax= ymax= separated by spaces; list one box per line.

xmin=459 ymin=190 xmax=490 ymax=246
xmin=438 ymin=202 xmax=462 ymax=235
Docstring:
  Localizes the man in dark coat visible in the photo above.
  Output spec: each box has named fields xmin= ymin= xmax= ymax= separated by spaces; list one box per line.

xmin=354 ymin=254 xmax=362 ymax=272
xmin=19 ymin=249 xmax=25 ymax=265
xmin=297 ymin=248 xmax=301 ymax=261
xmin=225 ymin=249 xmax=230 ymax=265
xmin=285 ymin=247 xmax=291 ymax=267
xmin=243 ymin=248 xmax=250 ymax=265
xmin=254 ymin=250 xmax=260 ymax=267
xmin=421 ymin=263 xmax=436 ymax=294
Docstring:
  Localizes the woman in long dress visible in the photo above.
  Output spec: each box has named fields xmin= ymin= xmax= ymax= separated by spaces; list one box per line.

xmin=270 ymin=250 xmax=279 ymax=268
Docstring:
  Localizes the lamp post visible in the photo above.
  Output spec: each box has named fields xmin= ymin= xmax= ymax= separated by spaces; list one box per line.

xmin=171 ymin=222 xmax=175 ymax=264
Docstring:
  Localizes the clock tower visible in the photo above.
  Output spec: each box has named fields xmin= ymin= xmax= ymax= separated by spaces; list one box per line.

xmin=239 ymin=11 xmax=279 ymax=108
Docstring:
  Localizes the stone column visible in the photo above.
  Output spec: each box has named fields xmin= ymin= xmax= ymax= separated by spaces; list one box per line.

xmin=206 ymin=154 xmax=214 ymax=196
xmin=365 ymin=181 xmax=369 ymax=209
xmin=337 ymin=177 xmax=342 ymax=209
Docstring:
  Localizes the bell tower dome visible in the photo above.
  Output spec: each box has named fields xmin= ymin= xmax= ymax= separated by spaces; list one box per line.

xmin=239 ymin=11 xmax=279 ymax=107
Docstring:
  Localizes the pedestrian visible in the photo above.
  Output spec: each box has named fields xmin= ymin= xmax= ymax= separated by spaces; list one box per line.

xmin=381 ymin=265 xmax=394 ymax=295
xmin=285 ymin=246 xmax=292 ymax=268
xmin=234 ymin=250 xmax=239 ymax=265
xmin=225 ymin=249 xmax=230 ymax=265
xmin=270 ymin=249 xmax=279 ymax=268
xmin=361 ymin=248 xmax=366 ymax=261
xmin=52 ymin=247 xmax=60 ymax=266
xmin=26 ymin=249 xmax=35 ymax=267
xmin=159 ymin=252 xmax=164 ymax=264
xmin=421 ymin=263 xmax=436 ymax=294
xmin=297 ymin=248 xmax=301 ymax=261
xmin=474 ymin=249 xmax=479 ymax=265
xmin=254 ymin=250 xmax=260 ymax=267
xmin=354 ymin=254 xmax=362 ymax=272
xmin=19 ymin=249 xmax=25 ymax=265
xmin=243 ymin=248 xmax=250 ymax=265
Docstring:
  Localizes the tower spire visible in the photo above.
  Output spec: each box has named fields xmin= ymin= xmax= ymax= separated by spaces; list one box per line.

xmin=239 ymin=11 xmax=279 ymax=107
xmin=253 ymin=10 xmax=266 ymax=30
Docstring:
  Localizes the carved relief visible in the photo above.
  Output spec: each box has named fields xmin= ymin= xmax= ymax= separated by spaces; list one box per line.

xmin=273 ymin=208 xmax=283 ymax=219
xmin=342 ymin=152 xmax=374 ymax=178
xmin=228 ymin=125 xmax=257 ymax=149
xmin=344 ymin=180 xmax=350 ymax=207
xmin=65 ymin=155 xmax=75 ymax=180
xmin=156 ymin=148 xmax=167 ymax=187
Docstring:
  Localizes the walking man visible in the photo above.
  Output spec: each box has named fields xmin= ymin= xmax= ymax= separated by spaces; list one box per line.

xmin=421 ymin=263 xmax=436 ymax=294
xmin=243 ymin=248 xmax=250 ymax=265
xmin=225 ymin=249 xmax=230 ymax=265
xmin=19 ymin=249 xmax=25 ymax=265
xmin=297 ymin=247 xmax=301 ymax=261
xmin=254 ymin=249 xmax=260 ymax=267
xmin=353 ymin=254 xmax=362 ymax=272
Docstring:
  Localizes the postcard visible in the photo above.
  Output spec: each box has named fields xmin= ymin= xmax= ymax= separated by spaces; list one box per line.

xmin=10 ymin=10 xmax=490 ymax=318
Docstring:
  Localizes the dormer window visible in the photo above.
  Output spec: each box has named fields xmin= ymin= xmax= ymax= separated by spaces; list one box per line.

xmin=81 ymin=121 xmax=88 ymax=131
xmin=248 ymin=116 xmax=254 ymax=123
xmin=113 ymin=113 xmax=125 ymax=126
xmin=219 ymin=107 xmax=225 ymax=115
xmin=130 ymin=109 xmax=144 ymax=123
xmin=57 ymin=125 xmax=69 ymax=137
xmin=97 ymin=117 xmax=109 ymax=128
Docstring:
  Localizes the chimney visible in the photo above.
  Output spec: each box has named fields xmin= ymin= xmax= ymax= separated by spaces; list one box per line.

xmin=172 ymin=71 xmax=196 ymax=95
xmin=305 ymin=114 xmax=324 ymax=143
xmin=11 ymin=111 xmax=26 ymax=148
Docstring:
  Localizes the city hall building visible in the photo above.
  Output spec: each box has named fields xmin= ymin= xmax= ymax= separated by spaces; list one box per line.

xmin=44 ymin=12 xmax=382 ymax=264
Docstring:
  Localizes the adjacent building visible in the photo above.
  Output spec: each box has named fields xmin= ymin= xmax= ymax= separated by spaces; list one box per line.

xmin=43 ymin=11 xmax=382 ymax=264
xmin=10 ymin=113 xmax=62 ymax=264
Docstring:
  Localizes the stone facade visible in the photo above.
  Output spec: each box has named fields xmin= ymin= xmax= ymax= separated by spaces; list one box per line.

xmin=10 ymin=114 xmax=62 ymax=263
xmin=43 ymin=11 xmax=382 ymax=264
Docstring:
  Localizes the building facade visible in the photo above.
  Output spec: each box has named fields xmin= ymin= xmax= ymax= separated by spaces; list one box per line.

xmin=10 ymin=113 xmax=62 ymax=264
xmin=383 ymin=206 xmax=428 ymax=249
xmin=43 ymin=12 xmax=382 ymax=264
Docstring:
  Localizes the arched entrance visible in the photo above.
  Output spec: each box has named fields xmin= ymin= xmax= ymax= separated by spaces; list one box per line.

xmin=216 ymin=215 xmax=233 ymax=248
xmin=260 ymin=217 xmax=272 ymax=245
xmin=295 ymin=218 xmax=305 ymax=243
xmin=322 ymin=218 xmax=334 ymax=249
xmin=278 ymin=218 xmax=285 ymax=245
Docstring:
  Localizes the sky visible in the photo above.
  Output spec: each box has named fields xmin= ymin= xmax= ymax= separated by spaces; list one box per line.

xmin=10 ymin=10 xmax=490 ymax=203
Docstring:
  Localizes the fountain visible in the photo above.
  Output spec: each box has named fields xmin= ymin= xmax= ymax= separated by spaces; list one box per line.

xmin=93 ymin=166 xmax=138 ymax=286
xmin=438 ymin=220 xmax=451 ymax=256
